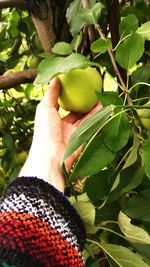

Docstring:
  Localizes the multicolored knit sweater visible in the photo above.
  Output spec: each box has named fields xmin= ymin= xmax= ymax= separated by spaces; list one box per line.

xmin=0 ymin=176 xmax=85 ymax=267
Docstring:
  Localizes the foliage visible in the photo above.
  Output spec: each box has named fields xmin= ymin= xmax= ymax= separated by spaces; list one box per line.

xmin=0 ymin=1 xmax=150 ymax=266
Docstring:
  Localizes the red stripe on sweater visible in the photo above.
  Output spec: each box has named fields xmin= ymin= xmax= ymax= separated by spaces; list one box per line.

xmin=0 ymin=211 xmax=84 ymax=267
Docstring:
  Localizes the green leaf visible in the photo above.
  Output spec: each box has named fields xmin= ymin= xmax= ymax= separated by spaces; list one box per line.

xmin=123 ymin=189 xmax=150 ymax=222
xmin=71 ymin=32 xmax=83 ymax=52
xmin=91 ymin=38 xmax=111 ymax=54
xmin=96 ymin=92 xmax=123 ymax=107
xmin=132 ymin=243 xmax=150 ymax=262
xmin=100 ymin=243 xmax=150 ymax=267
xmin=79 ymin=3 xmax=103 ymax=25
xmin=123 ymin=131 xmax=140 ymax=169
xmin=2 ymin=133 xmax=14 ymax=152
xmin=71 ymin=134 xmax=116 ymax=178
xmin=116 ymin=32 xmax=145 ymax=70
xmin=106 ymin=159 xmax=144 ymax=203
xmin=66 ymin=0 xmax=84 ymax=36
xmin=84 ymin=170 xmax=116 ymax=202
xmin=119 ymin=14 xmax=138 ymax=38
xmin=35 ymin=53 xmax=91 ymax=84
xmin=118 ymin=211 xmax=150 ymax=245
xmin=52 ymin=42 xmax=73 ymax=55
xmin=64 ymin=105 xmax=114 ymax=160
xmin=103 ymin=111 xmax=131 ymax=152
xmin=143 ymin=137 xmax=150 ymax=179
xmin=73 ymin=201 xmax=95 ymax=225
xmin=137 ymin=21 xmax=150 ymax=40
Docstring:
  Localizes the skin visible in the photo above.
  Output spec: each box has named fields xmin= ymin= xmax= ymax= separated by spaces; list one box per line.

xmin=20 ymin=77 xmax=102 ymax=192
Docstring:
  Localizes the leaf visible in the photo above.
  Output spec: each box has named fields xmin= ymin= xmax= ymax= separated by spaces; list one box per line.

xmin=137 ymin=21 xmax=150 ymax=40
xmin=143 ymin=137 xmax=150 ymax=179
xmin=52 ymin=42 xmax=73 ymax=55
xmin=123 ymin=131 xmax=140 ymax=169
xmin=106 ymin=159 xmax=144 ymax=203
xmin=71 ymin=32 xmax=83 ymax=52
xmin=118 ymin=211 xmax=150 ymax=245
xmin=71 ymin=134 xmax=116 ymax=178
xmin=35 ymin=53 xmax=91 ymax=84
xmin=66 ymin=0 xmax=84 ymax=36
xmin=84 ymin=170 xmax=116 ymax=202
xmin=100 ymin=243 xmax=149 ymax=267
xmin=119 ymin=14 xmax=138 ymax=38
xmin=66 ymin=112 xmax=115 ymax=180
xmin=103 ymin=111 xmax=131 ymax=152
xmin=116 ymin=32 xmax=145 ymax=70
xmin=64 ymin=105 xmax=114 ymax=160
xmin=79 ymin=3 xmax=103 ymax=25
xmin=2 ymin=133 xmax=14 ymax=152
xmin=95 ymin=202 xmax=120 ymax=224
xmin=91 ymin=38 xmax=111 ymax=54
xmin=132 ymin=243 xmax=150 ymax=262
xmin=96 ymin=92 xmax=123 ymax=107
xmin=123 ymin=189 xmax=150 ymax=222
xmin=73 ymin=201 xmax=95 ymax=225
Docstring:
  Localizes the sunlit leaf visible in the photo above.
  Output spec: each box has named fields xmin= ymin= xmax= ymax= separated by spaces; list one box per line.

xmin=73 ymin=201 xmax=95 ymax=225
xmin=118 ymin=211 xmax=150 ymax=244
xmin=35 ymin=53 xmax=92 ymax=83
xmin=100 ymin=243 xmax=149 ymax=267
xmin=137 ymin=21 xmax=150 ymax=40
xmin=91 ymin=38 xmax=111 ymax=53
xmin=79 ymin=3 xmax=103 ymax=25
xmin=52 ymin=42 xmax=73 ymax=55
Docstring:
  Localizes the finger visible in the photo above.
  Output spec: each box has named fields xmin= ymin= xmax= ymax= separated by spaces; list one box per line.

xmin=74 ymin=102 xmax=103 ymax=126
xmin=62 ymin=112 xmax=83 ymax=124
xmin=41 ymin=77 xmax=60 ymax=109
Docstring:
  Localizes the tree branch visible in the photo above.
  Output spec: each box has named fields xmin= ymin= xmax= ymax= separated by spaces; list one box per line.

xmin=27 ymin=0 xmax=56 ymax=53
xmin=0 ymin=69 xmax=37 ymax=90
xmin=0 ymin=0 xmax=26 ymax=9
xmin=105 ymin=0 xmax=127 ymax=88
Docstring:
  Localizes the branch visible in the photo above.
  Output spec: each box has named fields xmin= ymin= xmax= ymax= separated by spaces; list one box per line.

xmin=105 ymin=0 xmax=127 ymax=89
xmin=0 ymin=0 xmax=26 ymax=9
xmin=28 ymin=0 xmax=56 ymax=53
xmin=0 ymin=69 xmax=37 ymax=90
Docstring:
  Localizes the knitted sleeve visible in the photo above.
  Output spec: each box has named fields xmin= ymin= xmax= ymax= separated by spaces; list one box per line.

xmin=0 ymin=176 xmax=86 ymax=267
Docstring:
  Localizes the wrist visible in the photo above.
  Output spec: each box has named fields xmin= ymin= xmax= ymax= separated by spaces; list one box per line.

xmin=19 ymin=148 xmax=65 ymax=192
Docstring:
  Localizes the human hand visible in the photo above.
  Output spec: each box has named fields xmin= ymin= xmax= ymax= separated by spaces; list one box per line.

xmin=20 ymin=77 xmax=102 ymax=192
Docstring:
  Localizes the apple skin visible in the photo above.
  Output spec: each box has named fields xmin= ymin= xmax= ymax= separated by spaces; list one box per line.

xmin=137 ymin=108 xmax=150 ymax=130
xmin=58 ymin=67 xmax=102 ymax=113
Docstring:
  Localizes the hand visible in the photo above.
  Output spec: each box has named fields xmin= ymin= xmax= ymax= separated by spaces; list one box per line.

xmin=20 ymin=78 xmax=102 ymax=192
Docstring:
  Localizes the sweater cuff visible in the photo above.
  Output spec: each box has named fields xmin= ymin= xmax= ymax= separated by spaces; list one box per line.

xmin=0 ymin=176 xmax=86 ymax=252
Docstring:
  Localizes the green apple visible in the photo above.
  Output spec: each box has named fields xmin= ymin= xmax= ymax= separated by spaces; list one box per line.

xmin=137 ymin=106 xmax=150 ymax=130
xmin=58 ymin=67 xmax=102 ymax=113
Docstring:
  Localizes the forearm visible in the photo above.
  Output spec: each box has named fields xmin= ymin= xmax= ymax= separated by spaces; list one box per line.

xmin=19 ymin=143 xmax=65 ymax=192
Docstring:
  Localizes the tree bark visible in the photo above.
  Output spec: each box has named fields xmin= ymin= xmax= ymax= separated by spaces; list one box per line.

xmin=105 ymin=0 xmax=127 ymax=87
xmin=0 ymin=69 xmax=37 ymax=90
xmin=0 ymin=0 xmax=26 ymax=9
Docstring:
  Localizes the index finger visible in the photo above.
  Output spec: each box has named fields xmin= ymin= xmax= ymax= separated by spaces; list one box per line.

xmin=41 ymin=77 xmax=61 ymax=109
